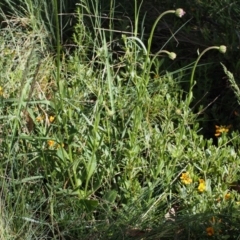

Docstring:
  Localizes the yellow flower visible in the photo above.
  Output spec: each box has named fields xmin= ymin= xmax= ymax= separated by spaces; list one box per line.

xmin=215 ymin=125 xmax=231 ymax=137
xmin=225 ymin=193 xmax=231 ymax=200
xmin=180 ymin=172 xmax=192 ymax=184
xmin=47 ymin=140 xmax=55 ymax=147
xmin=198 ymin=179 xmax=206 ymax=192
xmin=206 ymin=227 xmax=214 ymax=236
xmin=0 ymin=86 xmax=3 ymax=96
xmin=49 ymin=116 xmax=55 ymax=123
xmin=36 ymin=115 xmax=44 ymax=122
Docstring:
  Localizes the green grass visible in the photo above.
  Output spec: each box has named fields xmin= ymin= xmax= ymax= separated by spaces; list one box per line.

xmin=0 ymin=0 xmax=240 ymax=239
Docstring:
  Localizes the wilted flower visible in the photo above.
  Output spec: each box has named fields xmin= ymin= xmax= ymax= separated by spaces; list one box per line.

xmin=180 ymin=172 xmax=192 ymax=184
xmin=175 ymin=8 xmax=186 ymax=18
xmin=198 ymin=179 xmax=206 ymax=192
xmin=206 ymin=227 xmax=214 ymax=236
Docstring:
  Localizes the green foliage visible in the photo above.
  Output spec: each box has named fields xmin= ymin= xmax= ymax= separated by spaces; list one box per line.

xmin=0 ymin=0 xmax=240 ymax=239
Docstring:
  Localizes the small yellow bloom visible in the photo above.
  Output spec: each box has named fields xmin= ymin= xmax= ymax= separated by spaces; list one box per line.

xmin=225 ymin=193 xmax=231 ymax=200
xmin=47 ymin=140 xmax=55 ymax=147
xmin=180 ymin=172 xmax=192 ymax=184
xmin=206 ymin=227 xmax=214 ymax=236
xmin=215 ymin=125 xmax=231 ymax=137
xmin=0 ymin=86 xmax=3 ymax=96
xmin=49 ymin=116 xmax=55 ymax=123
xmin=198 ymin=179 xmax=206 ymax=192
xmin=36 ymin=115 xmax=44 ymax=122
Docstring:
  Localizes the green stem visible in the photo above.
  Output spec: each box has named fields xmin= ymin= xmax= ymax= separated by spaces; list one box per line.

xmin=53 ymin=0 xmax=61 ymax=85
xmin=147 ymin=10 xmax=175 ymax=56
xmin=151 ymin=50 xmax=176 ymax=64
xmin=187 ymin=46 xmax=221 ymax=105
xmin=189 ymin=46 xmax=220 ymax=91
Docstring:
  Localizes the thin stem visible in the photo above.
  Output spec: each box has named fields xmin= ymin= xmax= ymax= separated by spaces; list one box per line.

xmin=189 ymin=46 xmax=220 ymax=91
xmin=187 ymin=46 xmax=220 ymax=106
xmin=53 ymin=0 xmax=61 ymax=89
xmin=147 ymin=10 xmax=175 ymax=56
xmin=151 ymin=50 xmax=176 ymax=64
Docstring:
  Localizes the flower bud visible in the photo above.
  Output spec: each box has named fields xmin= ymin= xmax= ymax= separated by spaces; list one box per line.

xmin=175 ymin=8 xmax=186 ymax=18
xmin=168 ymin=52 xmax=177 ymax=60
xmin=219 ymin=45 xmax=227 ymax=53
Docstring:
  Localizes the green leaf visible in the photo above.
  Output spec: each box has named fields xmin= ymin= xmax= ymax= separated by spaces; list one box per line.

xmin=86 ymin=158 xmax=97 ymax=181
xmin=56 ymin=148 xmax=69 ymax=162
xmin=103 ymin=190 xmax=118 ymax=203
xmin=79 ymin=199 xmax=98 ymax=212
xmin=14 ymin=176 xmax=44 ymax=184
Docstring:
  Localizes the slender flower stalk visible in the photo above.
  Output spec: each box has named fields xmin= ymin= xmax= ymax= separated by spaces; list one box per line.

xmin=187 ymin=45 xmax=227 ymax=105
xmin=144 ymin=9 xmax=185 ymax=86
xmin=151 ymin=50 xmax=177 ymax=63
xmin=147 ymin=9 xmax=185 ymax=56
xmin=160 ymin=50 xmax=177 ymax=60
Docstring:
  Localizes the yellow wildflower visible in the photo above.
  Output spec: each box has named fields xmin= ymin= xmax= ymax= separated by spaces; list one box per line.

xmin=49 ymin=116 xmax=55 ymax=123
xmin=180 ymin=172 xmax=192 ymax=184
xmin=215 ymin=125 xmax=231 ymax=137
xmin=36 ymin=115 xmax=44 ymax=122
xmin=198 ymin=179 xmax=206 ymax=192
xmin=0 ymin=86 xmax=3 ymax=96
xmin=225 ymin=193 xmax=231 ymax=200
xmin=206 ymin=227 xmax=214 ymax=236
xmin=47 ymin=140 xmax=55 ymax=147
